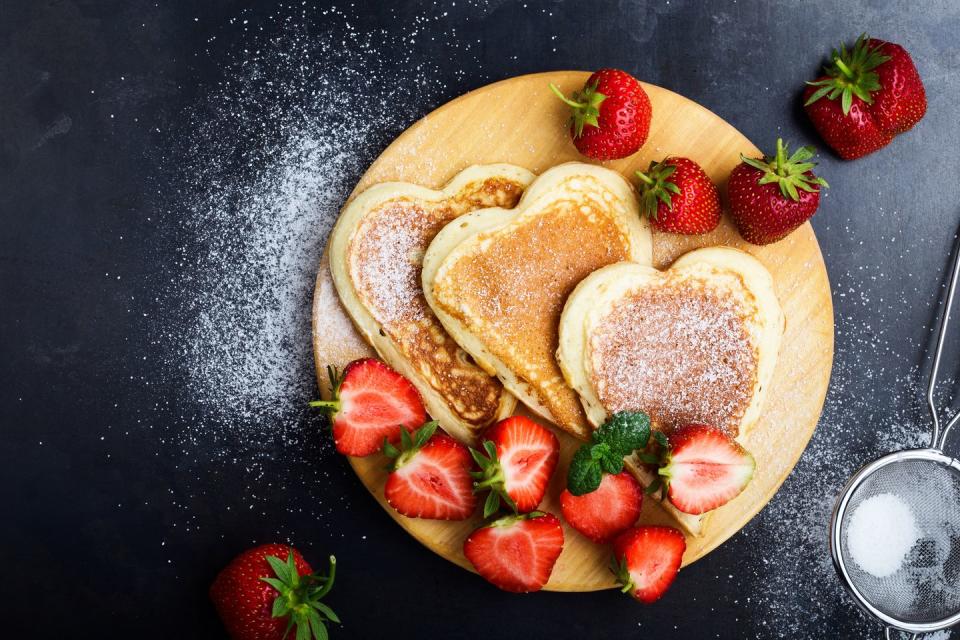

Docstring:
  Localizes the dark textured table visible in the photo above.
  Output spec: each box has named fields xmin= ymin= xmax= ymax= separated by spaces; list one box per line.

xmin=3 ymin=1 xmax=960 ymax=638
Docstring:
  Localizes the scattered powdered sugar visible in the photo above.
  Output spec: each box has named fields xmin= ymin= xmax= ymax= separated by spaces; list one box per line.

xmin=846 ymin=493 xmax=919 ymax=578
xmin=150 ymin=6 xmax=459 ymax=449
xmin=132 ymin=5 xmax=959 ymax=636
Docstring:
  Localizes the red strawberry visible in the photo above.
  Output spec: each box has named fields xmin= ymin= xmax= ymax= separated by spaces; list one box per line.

xmin=550 ymin=68 xmax=652 ymax=160
xmin=727 ymin=138 xmax=829 ymax=245
xmin=463 ymin=512 xmax=564 ymax=593
xmin=655 ymin=423 xmax=756 ymax=515
xmin=383 ymin=421 xmax=478 ymax=520
xmin=804 ymin=34 xmax=926 ymax=160
xmin=210 ymin=544 xmax=338 ymax=640
xmin=310 ymin=358 xmax=427 ymax=456
xmin=560 ymin=471 xmax=643 ymax=544
xmin=636 ymin=157 xmax=721 ymax=235
xmin=471 ymin=415 xmax=560 ymax=517
xmin=612 ymin=526 xmax=686 ymax=604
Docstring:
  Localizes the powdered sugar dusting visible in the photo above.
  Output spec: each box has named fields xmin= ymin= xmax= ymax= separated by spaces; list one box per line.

xmin=590 ymin=277 xmax=756 ymax=435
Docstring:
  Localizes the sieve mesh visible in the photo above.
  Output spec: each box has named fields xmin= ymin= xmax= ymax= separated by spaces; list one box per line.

xmin=839 ymin=457 xmax=960 ymax=625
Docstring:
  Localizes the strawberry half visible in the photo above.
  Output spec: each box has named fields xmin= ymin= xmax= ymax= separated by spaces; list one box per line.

xmin=612 ymin=526 xmax=686 ymax=604
xmin=560 ymin=471 xmax=644 ymax=544
xmin=636 ymin=157 xmax=721 ymax=235
xmin=728 ymin=138 xmax=829 ymax=245
xmin=471 ymin=416 xmax=560 ymax=517
xmin=383 ymin=422 xmax=478 ymax=520
xmin=550 ymin=68 xmax=652 ymax=160
xmin=310 ymin=358 xmax=427 ymax=457
xmin=210 ymin=544 xmax=338 ymax=640
xmin=653 ymin=423 xmax=756 ymax=515
xmin=463 ymin=512 xmax=564 ymax=593
xmin=803 ymin=34 xmax=926 ymax=160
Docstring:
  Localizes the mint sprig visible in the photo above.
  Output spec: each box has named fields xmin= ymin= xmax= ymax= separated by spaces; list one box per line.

xmin=566 ymin=411 xmax=651 ymax=496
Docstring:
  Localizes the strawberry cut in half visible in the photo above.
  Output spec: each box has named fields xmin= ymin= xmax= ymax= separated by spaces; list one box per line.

xmin=383 ymin=422 xmax=478 ymax=520
xmin=463 ymin=511 xmax=564 ymax=593
xmin=649 ymin=423 xmax=756 ymax=515
xmin=310 ymin=358 xmax=427 ymax=457
xmin=612 ymin=525 xmax=686 ymax=604
xmin=560 ymin=471 xmax=644 ymax=544
xmin=471 ymin=416 xmax=560 ymax=517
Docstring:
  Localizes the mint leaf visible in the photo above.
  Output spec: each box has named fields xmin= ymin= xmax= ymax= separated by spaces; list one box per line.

xmin=567 ymin=445 xmax=603 ymax=495
xmin=594 ymin=411 xmax=651 ymax=458
xmin=595 ymin=441 xmax=625 ymax=475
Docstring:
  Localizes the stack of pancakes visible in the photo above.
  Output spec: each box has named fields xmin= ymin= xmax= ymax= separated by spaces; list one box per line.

xmin=328 ymin=162 xmax=784 ymax=535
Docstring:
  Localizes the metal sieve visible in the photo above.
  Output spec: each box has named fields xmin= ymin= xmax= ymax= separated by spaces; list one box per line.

xmin=831 ymin=232 xmax=960 ymax=639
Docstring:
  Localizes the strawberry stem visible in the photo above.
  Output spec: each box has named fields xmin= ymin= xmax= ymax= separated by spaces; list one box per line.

xmin=804 ymin=33 xmax=891 ymax=115
xmin=740 ymin=138 xmax=829 ymax=202
xmin=549 ymin=83 xmax=584 ymax=109
xmin=308 ymin=400 xmax=339 ymax=410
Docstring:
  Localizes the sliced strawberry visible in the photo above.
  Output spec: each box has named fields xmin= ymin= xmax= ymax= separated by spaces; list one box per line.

xmin=310 ymin=358 xmax=427 ymax=457
xmin=471 ymin=416 xmax=560 ymax=517
xmin=560 ymin=471 xmax=643 ymax=544
xmin=612 ymin=525 xmax=686 ymax=604
xmin=660 ymin=424 xmax=755 ymax=515
xmin=383 ymin=422 xmax=478 ymax=520
xmin=463 ymin=512 xmax=564 ymax=593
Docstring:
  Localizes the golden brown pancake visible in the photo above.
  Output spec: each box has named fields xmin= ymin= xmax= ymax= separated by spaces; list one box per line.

xmin=422 ymin=163 xmax=652 ymax=440
xmin=328 ymin=164 xmax=536 ymax=444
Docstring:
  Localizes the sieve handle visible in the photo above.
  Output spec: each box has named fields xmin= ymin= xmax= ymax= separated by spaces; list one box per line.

xmin=927 ymin=231 xmax=960 ymax=450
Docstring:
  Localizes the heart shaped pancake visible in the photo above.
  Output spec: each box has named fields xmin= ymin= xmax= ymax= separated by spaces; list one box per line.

xmin=423 ymin=163 xmax=652 ymax=439
xmin=329 ymin=164 xmax=535 ymax=445
xmin=558 ymin=247 xmax=783 ymax=438
xmin=557 ymin=247 xmax=783 ymax=536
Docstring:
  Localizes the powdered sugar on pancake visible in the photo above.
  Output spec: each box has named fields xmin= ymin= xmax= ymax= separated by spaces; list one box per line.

xmin=589 ymin=279 xmax=757 ymax=435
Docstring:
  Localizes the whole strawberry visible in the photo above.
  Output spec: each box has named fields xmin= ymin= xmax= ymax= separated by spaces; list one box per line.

xmin=728 ymin=138 xmax=829 ymax=245
xmin=804 ymin=34 xmax=926 ymax=159
xmin=210 ymin=544 xmax=338 ymax=640
xmin=550 ymin=68 xmax=652 ymax=160
xmin=636 ymin=157 xmax=721 ymax=234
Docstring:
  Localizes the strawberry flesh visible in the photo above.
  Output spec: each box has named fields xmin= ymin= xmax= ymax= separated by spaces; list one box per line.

xmin=663 ymin=423 xmax=755 ymax=515
xmin=474 ymin=416 xmax=560 ymax=514
xmin=385 ymin=432 xmax=478 ymax=520
xmin=613 ymin=526 xmax=685 ymax=604
xmin=317 ymin=358 xmax=427 ymax=457
xmin=463 ymin=512 xmax=564 ymax=593
xmin=560 ymin=471 xmax=643 ymax=544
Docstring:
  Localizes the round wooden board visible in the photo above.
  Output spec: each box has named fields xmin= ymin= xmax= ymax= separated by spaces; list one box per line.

xmin=311 ymin=71 xmax=834 ymax=592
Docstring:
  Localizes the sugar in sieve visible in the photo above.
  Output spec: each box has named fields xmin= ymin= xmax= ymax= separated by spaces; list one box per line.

xmin=831 ymin=232 xmax=960 ymax=639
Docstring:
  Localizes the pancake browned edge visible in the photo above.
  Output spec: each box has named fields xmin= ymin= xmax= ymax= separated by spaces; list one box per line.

xmin=422 ymin=162 xmax=653 ymax=440
xmin=557 ymin=247 xmax=785 ymax=535
xmin=328 ymin=164 xmax=536 ymax=445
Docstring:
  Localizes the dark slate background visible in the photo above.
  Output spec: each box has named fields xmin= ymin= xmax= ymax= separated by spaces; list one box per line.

xmin=2 ymin=0 xmax=960 ymax=638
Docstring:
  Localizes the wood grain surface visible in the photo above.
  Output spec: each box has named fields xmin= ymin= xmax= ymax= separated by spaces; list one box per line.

xmin=311 ymin=71 xmax=834 ymax=592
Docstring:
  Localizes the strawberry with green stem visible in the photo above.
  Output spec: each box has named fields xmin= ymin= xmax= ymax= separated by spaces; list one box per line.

xmin=309 ymin=358 xmax=426 ymax=457
xmin=727 ymin=138 xmax=828 ymax=245
xmin=470 ymin=416 xmax=560 ymax=518
xmin=803 ymin=34 xmax=926 ymax=160
xmin=550 ymin=68 xmax=652 ymax=160
xmin=636 ymin=157 xmax=721 ymax=235
xmin=210 ymin=544 xmax=338 ymax=640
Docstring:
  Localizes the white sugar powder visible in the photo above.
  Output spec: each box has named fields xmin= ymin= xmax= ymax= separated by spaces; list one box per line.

xmin=847 ymin=493 xmax=920 ymax=578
